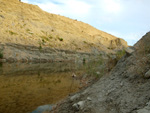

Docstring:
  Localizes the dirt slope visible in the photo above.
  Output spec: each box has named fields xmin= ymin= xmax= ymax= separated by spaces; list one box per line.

xmin=0 ymin=0 xmax=127 ymax=53
xmin=53 ymin=32 xmax=150 ymax=113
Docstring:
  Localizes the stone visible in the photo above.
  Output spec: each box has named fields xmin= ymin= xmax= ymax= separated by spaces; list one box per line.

xmin=96 ymin=71 xmax=100 ymax=75
xmin=120 ymin=82 xmax=123 ymax=87
xmin=125 ymin=47 xmax=135 ymax=55
xmin=77 ymin=101 xmax=85 ymax=110
xmin=72 ymin=103 xmax=79 ymax=110
xmin=87 ymin=97 xmax=92 ymax=101
xmin=70 ymin=94 xmax=80 ymax=102
xmin=144 ymin=70 xmax=150 ymax=78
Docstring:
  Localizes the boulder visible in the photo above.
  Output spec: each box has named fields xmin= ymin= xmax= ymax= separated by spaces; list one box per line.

xmin=125 ymin=47 xmax=135 ymax=55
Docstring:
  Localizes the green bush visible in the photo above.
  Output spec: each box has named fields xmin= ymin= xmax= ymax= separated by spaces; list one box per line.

xmin=58 ymin=37 xmax=63 ymax=41
xmin=39 ymin=44 xmax=42 ymax=50
xmin=83 ymin=41 xmax=87 ymax=44
xmin=83 ymin=55 xmax=105 ymax=78
xmin=8 ymin=30 xmax=18 ymax=35
xmin=116 ymin=49 xmax=126 ymax=59
xmin=40 ymin=36 xmax=49 ymax=42
xmin=0 ymin=51 xmax=3 ymax=59
xmin=0 ymin=63 xmax=2 ymax=67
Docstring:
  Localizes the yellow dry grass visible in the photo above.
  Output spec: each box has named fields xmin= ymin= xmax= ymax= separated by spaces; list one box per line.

xmin=0 ymin=0 xmax=127 ymax=52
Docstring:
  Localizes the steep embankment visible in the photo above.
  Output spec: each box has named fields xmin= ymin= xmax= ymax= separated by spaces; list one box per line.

xmin=0 ymin=0 xmax=127 ymax=62
xmin=54 ymin=32 xmax=150 ymax=113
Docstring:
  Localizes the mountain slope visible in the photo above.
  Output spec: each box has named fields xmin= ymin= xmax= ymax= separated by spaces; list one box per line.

xmin=0 ymin=0 xmax=127 ymax=53
xmin=54 ymin=32 xmax=150 ymax=113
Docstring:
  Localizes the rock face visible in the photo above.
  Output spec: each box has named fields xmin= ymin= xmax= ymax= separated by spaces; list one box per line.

xmin=0 ymin=0 xmax=127 ymax=59
xmin=54 ymin=32 xmax=150 ymax=113
xmin=0 ymin=43 xmax=101 ymax=63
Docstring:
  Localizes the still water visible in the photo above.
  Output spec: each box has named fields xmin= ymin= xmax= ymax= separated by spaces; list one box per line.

xmin=0 ymin=62 xmax=98 ymax=113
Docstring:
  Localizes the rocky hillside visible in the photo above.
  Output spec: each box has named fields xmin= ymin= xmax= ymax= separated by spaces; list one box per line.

xmin=0 ymin=0 xmax=127 ymax=54
xmin=53 ymin=32 xmax=150 ymax=113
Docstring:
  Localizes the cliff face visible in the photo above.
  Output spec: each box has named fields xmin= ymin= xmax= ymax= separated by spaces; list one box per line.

xmin=0 ymin=0 xmax=127 ymax=54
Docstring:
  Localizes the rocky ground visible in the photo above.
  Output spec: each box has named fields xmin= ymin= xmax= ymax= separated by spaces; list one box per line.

xmin=50 ymin=32 xmax=150 ymax=113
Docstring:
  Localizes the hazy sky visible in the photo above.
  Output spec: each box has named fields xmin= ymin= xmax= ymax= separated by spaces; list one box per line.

xmin=22 ymin=0 xmax=150 ymax=45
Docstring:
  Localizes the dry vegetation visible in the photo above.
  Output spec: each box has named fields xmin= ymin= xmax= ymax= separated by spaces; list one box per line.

xmin=0 ymin=0 xmax=127 ymax=53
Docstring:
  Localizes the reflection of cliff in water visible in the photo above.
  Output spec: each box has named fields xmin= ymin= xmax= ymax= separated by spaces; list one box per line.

xmin=0 ymin=62 xmax=84 ymax=75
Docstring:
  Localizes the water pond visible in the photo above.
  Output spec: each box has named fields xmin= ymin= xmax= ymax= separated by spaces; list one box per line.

xmin=0 ymin=62 xmax=101 ymax=113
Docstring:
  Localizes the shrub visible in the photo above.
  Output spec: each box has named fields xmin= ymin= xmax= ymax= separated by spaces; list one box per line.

xmin=49 ymin=35 xmax=53 ymax=39
xmin=83 ymin=55 xmax=105 ymax=78
xmin=83 ymin=41 xmax=87 ymax=44
xmin=56 ymin=35 xmax=63 ymax=41
xmin=40 ymin=36 xmax=49 ymax=42
xmin=26 ymin=29 xmax=30 ymax=32
xmin=0 ymin=51 xmax=3 ymax=59
xmin=116 ymin=49 xmax=126 ymax=59
xmin=8 ymin=30 xmax=17 ymax=35
xmin=0 ymin=63 xmax=2 ymax=67
xmin=39 ymin=44 xmax=42 ymax=50
xmin=58 ymin=38 xmax=63 ymax=41
xmin=42 ymin=39 xmax=46 ymax=43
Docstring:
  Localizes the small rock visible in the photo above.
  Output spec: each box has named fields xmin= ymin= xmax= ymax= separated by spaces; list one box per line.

xmin=87 ymin=97 xmax=92 ymax=101
xmin=120 ymin=82 xmax=123 ymax=87
xmin=144 ymin=70 xmax=150 ymax=79
xmin=77 ymin=101 xmax=85 ymax=110
xmin=72 ymin=103 xmax=79 ymax=110
xmin=96 ymin=71 xmax=100 ymax=75
xmin=70 ymin=94 xmax=80 ymax=101
xmin=111 ymin=77 xmax=114 ymax=80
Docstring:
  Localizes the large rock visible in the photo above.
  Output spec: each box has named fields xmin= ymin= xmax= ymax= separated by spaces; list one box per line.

xmin=125 ymin=47 xmax=135 ymax=55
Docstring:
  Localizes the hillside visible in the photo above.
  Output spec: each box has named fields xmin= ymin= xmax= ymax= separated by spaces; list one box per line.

xmin=54 ymin=32 xmax=150 ymax=113
xmin=0 ymin=0 xmax=127 ymax=54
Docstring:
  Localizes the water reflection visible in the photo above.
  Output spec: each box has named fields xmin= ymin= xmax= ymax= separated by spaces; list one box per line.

xmin=0 ymin=62 xmax=86 ymax=113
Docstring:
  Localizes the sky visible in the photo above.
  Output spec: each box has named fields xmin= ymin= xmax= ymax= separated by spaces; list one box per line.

xmin=21 ymin=0 xmax=150 ymax=45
